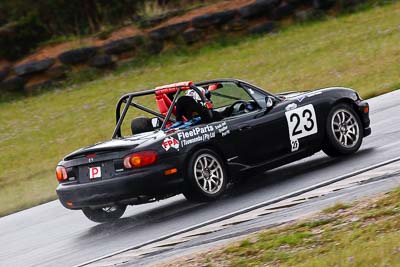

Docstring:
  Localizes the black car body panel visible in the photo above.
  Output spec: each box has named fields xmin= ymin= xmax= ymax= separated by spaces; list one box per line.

xmin=56 ymin=79 xmax=371 ymax=210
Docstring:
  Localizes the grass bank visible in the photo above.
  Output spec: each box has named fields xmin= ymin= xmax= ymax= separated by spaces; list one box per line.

xmin=160 ymin=188 xmax=400 ymax=267
xmin=1 ymin=2 xmax=400 ymax=217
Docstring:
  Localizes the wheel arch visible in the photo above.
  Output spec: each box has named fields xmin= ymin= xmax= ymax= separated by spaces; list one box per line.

xmin=332 ymin=97 xmax=366 ymax=128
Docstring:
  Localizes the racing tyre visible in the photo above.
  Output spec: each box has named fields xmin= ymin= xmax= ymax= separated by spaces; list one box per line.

xmin=183 ymin=149 xmax=228 ymax=202
xmin=82 ymin=205 xmax=126 ymax=223
xmin=322 ymin=104 xmax=363 ymax=157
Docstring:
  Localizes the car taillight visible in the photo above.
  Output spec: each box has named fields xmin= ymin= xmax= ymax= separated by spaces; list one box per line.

xmin=123 ymin=151 xmax=157 ymax=169
xmin=56 ymin=166 xmax=68 ymax=182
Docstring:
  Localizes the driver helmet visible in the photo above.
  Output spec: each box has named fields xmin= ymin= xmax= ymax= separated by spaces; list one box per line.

xmin=185 ymin=87 xmax=210 ymax=102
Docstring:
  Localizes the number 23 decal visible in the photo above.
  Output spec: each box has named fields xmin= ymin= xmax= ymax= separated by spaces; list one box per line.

xmin=285 ymin=104 xmax=318 ymax=151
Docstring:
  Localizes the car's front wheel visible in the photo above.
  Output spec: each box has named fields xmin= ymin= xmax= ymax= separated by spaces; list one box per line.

xmin=82 ymin=205 xmax=126 ymax=223
xmin=183 ymin=149 xmax=228 ymax=202
xmin=323 ymin=103 xmax=363 ymax=157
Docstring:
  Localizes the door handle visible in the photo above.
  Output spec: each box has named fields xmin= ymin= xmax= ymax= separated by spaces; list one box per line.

xmin=239 ymin=125 xmax=252 ymax=131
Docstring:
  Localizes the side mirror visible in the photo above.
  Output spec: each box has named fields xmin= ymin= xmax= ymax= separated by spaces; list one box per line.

xmin=265 ymin=96 xmax=274 ymax=108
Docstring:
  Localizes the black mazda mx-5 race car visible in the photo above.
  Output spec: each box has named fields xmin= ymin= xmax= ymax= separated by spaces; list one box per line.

xmin=56 ymin=79 xmax=371 ymax=222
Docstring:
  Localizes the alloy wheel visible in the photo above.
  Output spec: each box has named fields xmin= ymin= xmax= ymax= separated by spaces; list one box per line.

xmin=193 ymin=153 xmax=224 ymax=194
xmin=331 ymin=109 xmax=360 ymax=148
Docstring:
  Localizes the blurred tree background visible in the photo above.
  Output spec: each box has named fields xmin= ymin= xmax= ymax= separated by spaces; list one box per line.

xmin=0 ymin=0 xmax=211 ymax=60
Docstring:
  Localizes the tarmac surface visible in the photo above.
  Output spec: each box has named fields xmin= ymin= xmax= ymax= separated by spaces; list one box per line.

xmin=0 ymin=90 xmax=399 ymax=267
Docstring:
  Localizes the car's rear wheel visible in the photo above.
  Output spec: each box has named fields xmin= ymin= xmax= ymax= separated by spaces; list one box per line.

xmin=322 ymin=103 xmax=363 ymax=157
xmin=82 ymin=205 xmax=126 ymax=223
xmin=183 ymin=149 xmax=228 ymax=202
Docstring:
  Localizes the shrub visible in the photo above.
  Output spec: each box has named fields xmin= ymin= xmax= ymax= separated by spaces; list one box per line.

xmin=0 ymin=14 xmax=49 ymax=60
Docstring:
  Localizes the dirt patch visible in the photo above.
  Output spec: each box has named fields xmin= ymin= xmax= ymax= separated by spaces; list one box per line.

xmin=16 ymin=42 xmax=88 ymax=65
xmin=106 ymin=26 xmax=143 ymax=42
xmin=13 ymin=0 xmax=254 ymax=66
xmin=16 ymin=26 xmax=144 ymax=65
xmin=151 ymin=0 xmax=255 ymax=29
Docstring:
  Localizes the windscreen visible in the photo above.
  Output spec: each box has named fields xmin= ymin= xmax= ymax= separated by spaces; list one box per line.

xmin=207 ymin=82 xmax=253 ymax=109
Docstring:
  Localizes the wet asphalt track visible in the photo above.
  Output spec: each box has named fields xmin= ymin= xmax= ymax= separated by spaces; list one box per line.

xmin=0 ymin=90 xmax=399 ymax=267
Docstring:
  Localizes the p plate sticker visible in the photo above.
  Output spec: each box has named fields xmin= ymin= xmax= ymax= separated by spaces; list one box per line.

xmin=162 ymin=137 xmax=180 ymax=151
xmin=89 ymin=167 xmax=101 ymax=179
xmin=285 ymin=104 xmax=318 ymax=151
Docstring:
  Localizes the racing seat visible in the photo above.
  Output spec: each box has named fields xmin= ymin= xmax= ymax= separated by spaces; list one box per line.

xmin=155 ymin=81 xmax=193 ymax=117
xmin=155 ymin=93 xmax=191 ymax=123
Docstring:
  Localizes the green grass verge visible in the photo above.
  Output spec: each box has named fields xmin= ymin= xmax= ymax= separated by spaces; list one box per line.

xmin=180 ymin=189 xmax=400 ymax=267
xmin=1 ymin=2 xmax=400 ymax=217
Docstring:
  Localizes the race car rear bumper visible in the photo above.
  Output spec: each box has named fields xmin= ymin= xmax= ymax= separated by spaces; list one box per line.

xmin=56 ymin=164 xmax=184 ymax=210
xmin=363 ymin=127 xmax=371 ymax=137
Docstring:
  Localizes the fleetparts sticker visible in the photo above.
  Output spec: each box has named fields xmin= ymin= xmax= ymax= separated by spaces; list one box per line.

xmin=178 ymin=124 xmax=216 ymax=146
xmin=214 ymin=121 xmax=230 ymax=137
xmin=163 ymin=121 xmax=230 ymax=149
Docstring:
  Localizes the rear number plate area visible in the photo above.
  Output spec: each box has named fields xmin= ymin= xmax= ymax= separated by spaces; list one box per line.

xmin=78 ymin=161 xmax=114 ymax=182
xmin=89 ymin=167 xmax=101 ymax=179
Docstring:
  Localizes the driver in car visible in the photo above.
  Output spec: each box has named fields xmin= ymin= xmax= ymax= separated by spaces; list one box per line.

xmin=175 ymin=87 xmax=233 ymax=123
